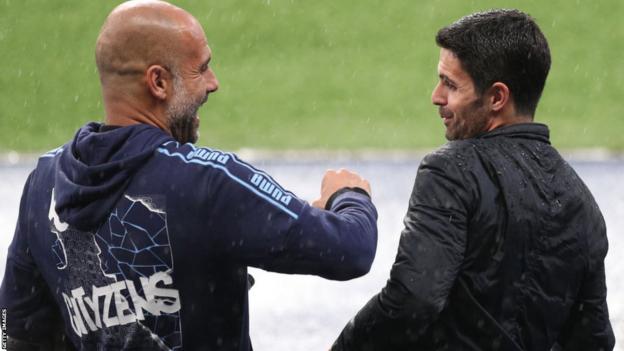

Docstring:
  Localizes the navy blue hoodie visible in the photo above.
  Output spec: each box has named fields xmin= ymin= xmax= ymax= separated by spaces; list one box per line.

xmin=0 ymin=122 xmax=378 ymax=350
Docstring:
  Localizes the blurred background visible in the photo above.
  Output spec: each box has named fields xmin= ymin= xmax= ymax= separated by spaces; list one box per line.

xmin=0 ymin=0 xmax=623 ymax=152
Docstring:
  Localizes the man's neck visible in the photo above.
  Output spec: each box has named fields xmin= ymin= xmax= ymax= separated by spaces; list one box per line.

xmin=486 ymin=111 xmax=533 ymax=132
xmin=103 ymin=102 xmax=171 ymax=134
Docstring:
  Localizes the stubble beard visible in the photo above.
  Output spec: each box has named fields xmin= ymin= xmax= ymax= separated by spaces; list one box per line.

xmin=166 ymin=77 xmax=208 ymax=144
xmin=444 ymin=97 xmax=490 ymax=141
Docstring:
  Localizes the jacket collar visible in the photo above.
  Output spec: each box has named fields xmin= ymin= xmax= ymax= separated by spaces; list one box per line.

xmin=477 ymin=123 xmax=550 ymax=144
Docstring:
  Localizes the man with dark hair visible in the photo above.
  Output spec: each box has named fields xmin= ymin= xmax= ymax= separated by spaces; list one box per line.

xmin=0 ymin=1 xmax=377 ymax=350
xmin=332 ymin=9 xmax=614 ymax=351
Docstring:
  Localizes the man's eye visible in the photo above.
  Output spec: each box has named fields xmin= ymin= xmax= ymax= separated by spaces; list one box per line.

xmin=444 ymin=80 xmax=456 ymax=90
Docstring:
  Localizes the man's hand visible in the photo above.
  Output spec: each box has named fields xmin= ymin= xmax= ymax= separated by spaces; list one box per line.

xmin=312 ymin=169 xmax=372 ymax=209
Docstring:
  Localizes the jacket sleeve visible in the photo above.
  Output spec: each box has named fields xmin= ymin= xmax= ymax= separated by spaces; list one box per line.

xmin=170 ymin=146 xmax=379 ymax=281
xmin=0 ymin=173 xmax=66 ymax=346
xmin=553 ymin=217 xmax=615 ymax=350
xmin=332 ymin=151 xmax=472 ymax=349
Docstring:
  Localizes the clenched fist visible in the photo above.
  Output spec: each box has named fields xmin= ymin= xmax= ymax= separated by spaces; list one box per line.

xmin=312 ymin=168 xmax=372 ymax=209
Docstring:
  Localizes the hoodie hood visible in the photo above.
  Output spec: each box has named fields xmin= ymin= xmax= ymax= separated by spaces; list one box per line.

xmin=54 ymin=122 xmax=173 ymax=231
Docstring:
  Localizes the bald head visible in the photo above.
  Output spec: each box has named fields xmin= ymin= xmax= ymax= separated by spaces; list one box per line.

xmin=96 ymin=0 xmax=203 ymax=80
xmin=95 ymin=0 xmax=218 ymax=144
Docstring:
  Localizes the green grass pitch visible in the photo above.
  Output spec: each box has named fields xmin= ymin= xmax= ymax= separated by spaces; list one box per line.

xmin=1 ymin=0 xmax=622 ymax=152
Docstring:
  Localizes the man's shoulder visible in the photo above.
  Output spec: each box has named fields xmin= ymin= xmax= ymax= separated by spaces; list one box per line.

xmin=430 ymin=140 xmax=478 ymax=155
xmin=30 ymin=145 xmax=67 ymax=178
xmin=154 ymin=141 xmax=244 ymax=171
xmin=422 ymin=140 xmax=481 ymax=169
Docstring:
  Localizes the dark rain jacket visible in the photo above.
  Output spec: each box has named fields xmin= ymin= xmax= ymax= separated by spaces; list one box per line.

xmin=332 ymin=123 xmax=614 ymax=351
xmin=0 ymin=122 xmax=378 ymax=351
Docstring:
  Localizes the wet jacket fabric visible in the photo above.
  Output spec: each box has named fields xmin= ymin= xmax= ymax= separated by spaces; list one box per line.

xmin=332 ymin=123 xmax=614 ymax=351
xmin=0 ymin=122 xmax=378 ymax=351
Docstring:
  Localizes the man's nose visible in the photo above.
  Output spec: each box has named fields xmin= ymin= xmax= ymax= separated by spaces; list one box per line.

xmin=206 ymin=69 xmax=219 ymax=93
xmin=431 ymin=82 xmax=445 ymax=106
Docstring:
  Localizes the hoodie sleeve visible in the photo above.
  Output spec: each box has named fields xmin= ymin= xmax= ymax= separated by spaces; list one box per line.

xmin=0 ymin=172 xmax=64 ymax=345
xmin=157 ymin=144 xmax=378 ymax=281
xmin=332 ymin=150 xmax=471 ymax=349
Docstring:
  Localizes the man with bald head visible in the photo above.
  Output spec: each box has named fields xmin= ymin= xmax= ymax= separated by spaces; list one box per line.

xmin=95 ymin=0 xmax=215 ymax=144
xmin=0 ymin=1 xmax=378 ymax=350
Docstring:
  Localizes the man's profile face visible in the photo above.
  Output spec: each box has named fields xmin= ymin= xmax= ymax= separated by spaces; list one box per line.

xmin=431 ymin=48 xmax=490 ymax=140
xmin=167 ymin=73 xmax=208 ymax=144
xmin=166 ymin=28 xmax=218 ymax=144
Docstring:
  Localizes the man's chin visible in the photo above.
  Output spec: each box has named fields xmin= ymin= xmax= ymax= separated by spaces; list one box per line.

xmin=191 ymin=115 xmax=200 ymax=143
xmin=169 ymin=115 xmax=200 ymax=144
xmin=189 ymin=128 xmax=199 ymax=144
xmin=445 ymin=128 xmax=457 ymax=141
xmin=174 ymin=133 xmax=198 ymax=145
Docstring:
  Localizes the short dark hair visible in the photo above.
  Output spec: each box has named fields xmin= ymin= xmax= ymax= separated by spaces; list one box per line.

xmin=436 ymin=9 xmax=551 ymax=116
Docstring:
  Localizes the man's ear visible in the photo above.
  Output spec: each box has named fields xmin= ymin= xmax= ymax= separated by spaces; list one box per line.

xmin=488 ymin=82 xmax=510 ymax=113
xmin=145 ymin=65 xmax=171 ymax=100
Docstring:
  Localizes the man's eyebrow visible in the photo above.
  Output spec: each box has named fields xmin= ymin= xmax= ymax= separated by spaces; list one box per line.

xmin=200 ymin=56 xmax=211 ymax=68
xmin=439 ymin=73 xmax=455 ymax=84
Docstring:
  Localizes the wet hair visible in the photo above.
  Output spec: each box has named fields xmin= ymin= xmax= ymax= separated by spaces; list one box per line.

xmin=436 ymin=9 xmax=551 ymax=117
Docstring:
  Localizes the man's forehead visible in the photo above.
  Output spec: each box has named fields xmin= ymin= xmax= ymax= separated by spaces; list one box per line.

xmin=438 ymin=49 xmax=469 ymax=79
xmin=201 ymin=45 xmax=212 ymax=62
xmin=178 ymin=23 xmax=210 ymax=57
xmin=438 ymin=49 xmax=457 ymax=69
